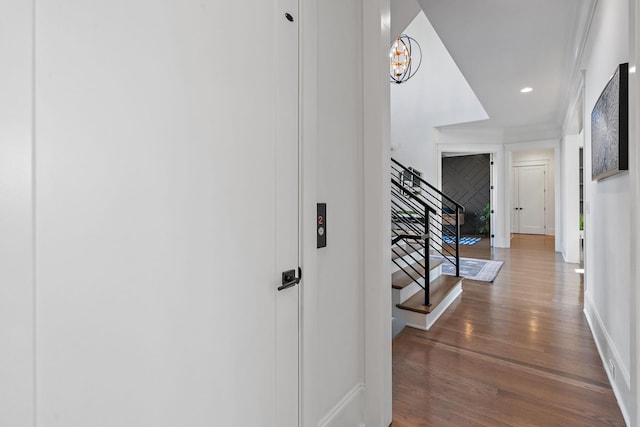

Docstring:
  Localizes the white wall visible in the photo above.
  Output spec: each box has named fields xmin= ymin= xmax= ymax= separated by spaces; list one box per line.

xmin=390 ymin=0 xmax=420 ymax=41
xmin=581 ymin=0 xmax=633 ymax=423
xmin=363 ymin=0 xmax=393 ymax=424
xmin=307 ymin=0 xmax=368 ymax=424
xmin=633 ymin=2 xmax=640 ymax=426
xmin=2 ymin=1 xmax=389 ymax=426
xmin=35 ymin=1 xmax=295 ymax=425
xmin=390 ymin=10 xmax=487 ymax=184
xmin=300 ymin=2 xmax=391 ymax=424
xmin=0 ymin=2 xmax=35 ymax=426
xmin=560 ymin=134 xmax=581 ymax=263
xmin=301 ymin=1 xmax=392 ymax=424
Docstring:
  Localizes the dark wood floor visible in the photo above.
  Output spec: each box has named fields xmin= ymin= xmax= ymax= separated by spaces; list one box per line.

xmin=392 ymin=234 xmax=626 ymax=426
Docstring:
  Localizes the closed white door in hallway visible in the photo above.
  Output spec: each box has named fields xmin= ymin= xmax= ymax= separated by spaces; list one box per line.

xmin=512 ymin=165 xmax=546 ymax=234
xmin=34 ymin=0 xmax=300 ymax=426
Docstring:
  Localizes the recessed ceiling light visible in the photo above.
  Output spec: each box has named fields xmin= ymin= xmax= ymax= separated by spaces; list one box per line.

xmin=520 ymin=87 xmax=533 ymax=93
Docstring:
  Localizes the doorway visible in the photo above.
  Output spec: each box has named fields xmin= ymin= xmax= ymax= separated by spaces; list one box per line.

xmin=512 ymin=165 xmax=547 ymax=234
xmin=441 ymin=153 xmax=492 ymax=258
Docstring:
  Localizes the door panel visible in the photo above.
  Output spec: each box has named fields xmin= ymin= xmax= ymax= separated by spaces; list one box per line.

xmin=35 ymin=1 xmax=299 ymax=425
xmin=490 ymin=153 xmax=495 ymax=246
xmin=511 ymin=169 xmax=519 ymax=233
xmin=519 ymin=166 xmax=546 ymax=234
xmin=512 ymin=166 xmax=546 ymax=235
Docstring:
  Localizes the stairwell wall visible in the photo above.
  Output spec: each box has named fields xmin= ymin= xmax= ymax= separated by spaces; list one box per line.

xmin=390 ymin=9 xmax=488 ymax=186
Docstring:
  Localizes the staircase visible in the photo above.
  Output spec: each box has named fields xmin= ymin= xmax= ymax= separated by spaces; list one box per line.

xmin=391 ymin=158 xmax=464 ymax=337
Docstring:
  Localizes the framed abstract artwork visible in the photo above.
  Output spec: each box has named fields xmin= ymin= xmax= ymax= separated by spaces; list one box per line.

xmin=591 ymin=63 xmax=629 ymax=181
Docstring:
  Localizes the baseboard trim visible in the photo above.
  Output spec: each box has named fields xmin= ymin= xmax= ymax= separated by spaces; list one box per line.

xmin=317 ymin=383 xmax=364 ymax=427
xmin=494 ymin=237 xmax=510 ymax=248
xmin=583 ymin=295 xmax=631 ymax=426
xmin=560 ymin=249 xmax=580 ymax=264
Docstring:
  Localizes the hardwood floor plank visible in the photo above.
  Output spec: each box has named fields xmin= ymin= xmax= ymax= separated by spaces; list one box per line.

xmin=392 ymin=234 xmax=626 ymax=426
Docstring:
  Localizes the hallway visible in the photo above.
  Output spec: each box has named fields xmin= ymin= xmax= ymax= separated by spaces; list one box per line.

xmin=392 ymin=235 xmax=626 ymax=426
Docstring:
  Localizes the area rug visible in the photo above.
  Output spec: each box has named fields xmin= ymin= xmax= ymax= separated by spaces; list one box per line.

xmin=442 ymin=236 xmax=482 ymax=246
xmin=433 ymin=256 xmax=504 ymax=282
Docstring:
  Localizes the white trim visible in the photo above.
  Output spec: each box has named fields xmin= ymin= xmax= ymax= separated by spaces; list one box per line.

xmin=489 ymin=153 xmax=497 ymax=247
xmin=504 ymin=139 xmax=561 ymax=152
xmin=317 ymin=383 xmax=365 ymax=427
xmin=436 ymin=143 xmax=509 ymax=248
xmin=553 ymin=144 xmax=561 ymax=248
xmin=363 ymin=0 xmax=392 ymax=425
xmin=512 ymin=159 xmax=549 ymax=167
xmin=561 ymin=1 xmax=596 ymax=134
xmin=585 ymin=299 xmax=631 ymax=386
xmin=631 ymin=2 xmax=640 ymax=427
xmin=300 ymin=0 xmax=320 ymax=424
xmin=437 ymin=143 xmax=504 ymax=154
xmin=511 ymin=163 xmax=550 ymax=235
xmin=584 ymin=296 xmax=631 ymax=426
xmin=507 ymin=143 xmax=559 ymax=243
xmin=563 ymin=73 xmax=586 ymax=135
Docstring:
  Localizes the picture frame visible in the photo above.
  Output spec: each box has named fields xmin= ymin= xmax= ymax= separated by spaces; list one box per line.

xmin=591 ymin=62 xmax=629 ymax=181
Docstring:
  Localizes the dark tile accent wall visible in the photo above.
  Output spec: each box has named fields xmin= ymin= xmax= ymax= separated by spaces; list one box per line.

xmin=442 ymin=154 xmax=490 ymax=236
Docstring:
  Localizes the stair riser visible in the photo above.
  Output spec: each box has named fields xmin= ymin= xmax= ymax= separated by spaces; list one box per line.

xmin=392 ymin=265 xmax=443 ymax=305
xmin=429 ymin=265 xmax=442 ymax=282
xmin=405 ymin=282 xmax=462 ymax=331
xmin=393 ymin=279 xmax=423 ymax=305
xmin=392 ymin=255 xmax=442 ymax=280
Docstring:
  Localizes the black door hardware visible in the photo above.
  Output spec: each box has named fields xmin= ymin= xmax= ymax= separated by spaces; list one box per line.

xmin=278 ymin=267 xmax=302 ymax=291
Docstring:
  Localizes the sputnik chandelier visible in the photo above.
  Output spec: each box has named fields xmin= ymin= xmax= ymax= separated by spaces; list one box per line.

xmin=389 ymin=34 xmax=422 ymax=84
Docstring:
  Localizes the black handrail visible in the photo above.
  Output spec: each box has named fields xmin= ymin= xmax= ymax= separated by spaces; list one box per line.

xmin=391 ymin=157 xmax=465 ymax=212
xmin=391 ymin=178 xmax=432 ymax=306
xmin=390 ymin=157 xmax=463 ymax=304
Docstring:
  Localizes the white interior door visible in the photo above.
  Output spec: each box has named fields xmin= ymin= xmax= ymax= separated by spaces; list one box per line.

xmin=512 ymin=165 xmax=546 ymax=234
xmin=35 ymin=1 xmax=299 ymax=425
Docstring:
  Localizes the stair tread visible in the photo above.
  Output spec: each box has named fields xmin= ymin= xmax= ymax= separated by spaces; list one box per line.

xmin=396 ymin=275 xmax=463 ymax=314
xmin=392 ymin=259 xmax=444 ymax=290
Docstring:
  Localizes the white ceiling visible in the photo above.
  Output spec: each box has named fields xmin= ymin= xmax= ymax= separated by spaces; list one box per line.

xmin=392 ymin=0 xmax=596 ymax=141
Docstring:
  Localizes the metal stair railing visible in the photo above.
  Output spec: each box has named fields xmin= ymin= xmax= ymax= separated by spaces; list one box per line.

xmin=391 ymin=180 xmax=434 ymax=306
xmin=391 ymin=158 xmax=464 ymax=307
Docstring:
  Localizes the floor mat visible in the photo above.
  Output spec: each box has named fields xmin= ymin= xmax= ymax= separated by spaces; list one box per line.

xmin=433 ymin=256 xmax=504 ymax=282
xmin=442 ymin=236 xmax=482 ymax=245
